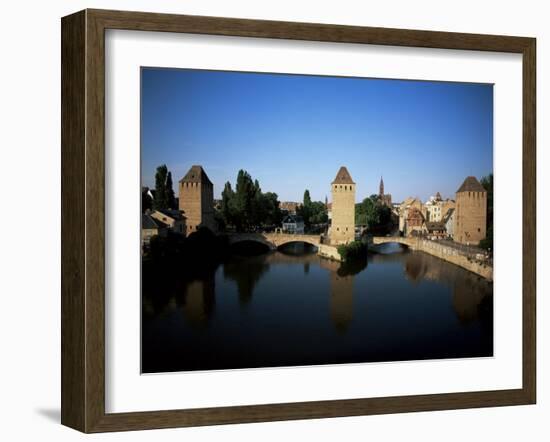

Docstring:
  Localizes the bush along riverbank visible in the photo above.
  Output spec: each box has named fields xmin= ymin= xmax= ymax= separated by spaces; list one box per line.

xmin=337 ymin=240 xmax=368 ymax=262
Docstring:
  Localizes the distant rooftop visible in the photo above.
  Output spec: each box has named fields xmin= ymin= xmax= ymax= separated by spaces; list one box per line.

xmin=142 ymin=213 xmax=167 ymax=229
xmin=179 ymin=165 xmax=213 ymax=185
xmin=457 ymin=176 xmax=486 ymax=193
xmin=154 ymin=208 xmax=186 ymax=220
xmin=331 ymin=166 xmax=355 ymax=185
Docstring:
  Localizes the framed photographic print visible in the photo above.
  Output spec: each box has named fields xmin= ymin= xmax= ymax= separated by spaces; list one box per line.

xmin=61 ymin=9 xmax=536 ymax=432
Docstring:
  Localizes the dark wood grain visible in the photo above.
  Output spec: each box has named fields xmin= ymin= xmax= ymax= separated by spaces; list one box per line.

xmin=61 ymin=9 xmax=537 ymax=433
xmin=522 ymin=39 xmax=536 ymax=403
xmin=61 ymin=10 xmax=86 ymax=432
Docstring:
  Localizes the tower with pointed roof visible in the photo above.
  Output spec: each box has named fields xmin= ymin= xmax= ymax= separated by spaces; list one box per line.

xmin=330 ymin=166 xmax=356 ymax=244
xmin=378 ymin=175 xmax=392 ymax=207
xmin=454 ymin=176 xmax=487 ymax=244
xmin=179 ymin=165 xmax=216 ymax=233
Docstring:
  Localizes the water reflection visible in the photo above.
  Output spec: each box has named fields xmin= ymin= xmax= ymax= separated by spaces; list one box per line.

xmin=223 ymin=256 xmax=270 ymax=305
xmin=330 ymin=271 xmax=354 ymax=332
xmin=181 ymin=278 xmax=215 ymax=328
xmin=142 ymin=241 xmax=493 ymax=373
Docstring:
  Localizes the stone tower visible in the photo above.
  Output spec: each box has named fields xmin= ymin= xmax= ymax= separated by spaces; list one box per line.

xmin=178 ymin=165 xmax=216 ymax=234
xmin=379 ymin=176 xmax=384 ymax=198
xmin=330 ymin=166 xmax=356 ymax=244
xmin=454 ymin=176 xmax=487 ymax=245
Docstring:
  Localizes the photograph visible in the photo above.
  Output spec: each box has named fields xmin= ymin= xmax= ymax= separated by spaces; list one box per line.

xmin=140 ymin=67 xmax=494 ymax=374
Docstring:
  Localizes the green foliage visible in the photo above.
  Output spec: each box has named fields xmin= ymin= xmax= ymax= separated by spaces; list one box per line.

xmin=297 ymin=189 xmax=328 ymax=228
xmin=337 ymin=240 xmax=367 ymax=262
xmin=480 ymin=173 xmax=493 ymax=250
xmin=479 ymin=225 xmax=493 ymax=251
xmin=165 ymin=172 xmax=176 ymax=209
xmin=153 ymin=164 xmax=177 ymax=210
xmin=220 ymin=169 xmax=282 ymax=231
xmin=303 ymin=189 xmax=312 ymax=207
xmin=355 ymin=194 xmax=391 ymax=229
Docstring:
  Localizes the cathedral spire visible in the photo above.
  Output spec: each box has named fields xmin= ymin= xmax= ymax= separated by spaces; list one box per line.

xmin=379 ymin=176 xmax=384 ymax=197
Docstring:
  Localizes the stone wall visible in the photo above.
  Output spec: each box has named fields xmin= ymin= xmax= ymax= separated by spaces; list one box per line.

xmin=331 ymin=182 xmax=355 ymax=244
xmin=371 ymin=236 xmax=493 ymax=281
xmin=318 ymin=244 xmax=343 ymax=261
xmin=179 ymin=181 xmax=216 ymax=233
xmin=411 ymin=238 xmax=492 ymax=281
xmin=454 ymin=190 xmax=487 ymax=245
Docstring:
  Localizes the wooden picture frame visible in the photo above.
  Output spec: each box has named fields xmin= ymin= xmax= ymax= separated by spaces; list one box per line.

xmin=61 ymin=9 xmax=536 ymax=433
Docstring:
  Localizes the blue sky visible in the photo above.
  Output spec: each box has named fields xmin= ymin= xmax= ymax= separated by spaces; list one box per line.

xmin=141 ymin=68 xmax=493 ymax=203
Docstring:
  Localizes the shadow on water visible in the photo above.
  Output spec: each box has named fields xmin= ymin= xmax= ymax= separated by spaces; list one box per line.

xmin=142 ymin=234 xmax=493 ymax=373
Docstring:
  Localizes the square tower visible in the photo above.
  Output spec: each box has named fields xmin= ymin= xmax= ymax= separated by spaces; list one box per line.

xmin=330 ymin=166 xmax=356 ymax=244
xmin=454 ymin=176 xmax=487 ymax=245
xmin=178 ymin=165 xmax=216 ymax=234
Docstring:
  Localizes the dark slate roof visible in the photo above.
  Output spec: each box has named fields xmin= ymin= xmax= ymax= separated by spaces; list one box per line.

xmin=443 ymin=208 xmax=455 ymax=223
xmin=142 ymin=214 xmax=167 ymax=229
xmin=456 ymin=176 xmax=486 ymax=193
xmin=331 ymin=166 xmax=355 ymax=184
xmin=155 ymin=209 xmax=186 ymax=220
xmin=179 ymin=165 xmax=213 ymax=185
xmin=426 ymin=221 xmax=446 ymax=231
xmin=283 ymin=215 xmax=304 ymax=224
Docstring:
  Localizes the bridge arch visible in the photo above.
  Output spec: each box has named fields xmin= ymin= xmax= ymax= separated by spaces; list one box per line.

xmin=228 ymin=233 xmax=322 ymax=250
xmin=371 ymin=236 xmax=415 ymax=249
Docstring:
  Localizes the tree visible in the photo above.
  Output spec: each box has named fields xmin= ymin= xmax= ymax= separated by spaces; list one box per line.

xmin=297 ymin=189 xmax=327 ymax=229
xmin=153 ymin=165 xmax=169 ymax=210
xmin=479 ymin=173 xmax=494 ymax=250
xmin=153 ymin=165 xmax=177 ymax=210
xmin=220 ymin=170 xmax=282 ymax=232
xmin=355 ymin=194 xmax=392 ymax=231
xmin=165 ymin=171 xmax=176 ymax=209
xmin=221 ymin=181 xmax=236 ymax=228
xmin=303 ymin=190 xmax=312 ymax=207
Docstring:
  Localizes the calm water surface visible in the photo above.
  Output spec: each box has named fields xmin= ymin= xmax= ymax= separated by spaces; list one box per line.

xmin=142 ymin=242 xmax=493 ymax=373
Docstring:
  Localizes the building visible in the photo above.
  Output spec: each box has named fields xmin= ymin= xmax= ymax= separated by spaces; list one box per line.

xmin=425 ymin=192 xmax=456 ymax=223
xmin=425 ymin=221 xmax=446 ymax=239
xmin=150 ymin=209 xmax=187 ymax=236
xmin=454 ymin=176 xmax=487 ymax=245
xmin=405 ymin=207 xmax=425 ymax=236
xmin=425 ymin=192 xmax=443 ymax=222
xmin=141 ymin=213 xmax=168 ymax=245
xmin=330 ymin=166 xmax=356 ymax=244
xmin=378 ymin=176 xmax=392 ymax=206
xmin=282 ymin=214 xmax=305 ymax=234
xmin=280 ymin=201 xmax=300 ymax=215
xmin=178 ymin=165 xmax=216 ymax=233
xmin=399 ymin=197 xmax=423 ymax=235
xmin=443 ymin=207 xmax=455 ymax=238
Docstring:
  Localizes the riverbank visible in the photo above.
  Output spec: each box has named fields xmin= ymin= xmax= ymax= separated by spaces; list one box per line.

xmin=371 ymin=236 xmax=493 ymax=281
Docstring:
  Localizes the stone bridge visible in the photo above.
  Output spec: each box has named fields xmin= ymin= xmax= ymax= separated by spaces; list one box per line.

xmin=227 ymin=232 xmax=342 ymax=261
xmin=371 ymin=236 xmax=416 ymax=248
xmin=228 ymin=232 xmax=322 ymax=250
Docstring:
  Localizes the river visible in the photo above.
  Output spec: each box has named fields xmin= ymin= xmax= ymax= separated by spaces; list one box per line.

xmin=142 ymin=242 xmax=493 ymax=373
